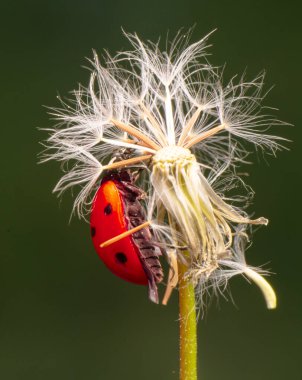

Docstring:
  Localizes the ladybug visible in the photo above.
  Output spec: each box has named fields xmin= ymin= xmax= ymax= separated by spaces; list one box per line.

xmin=90 ymin=169 xmax=164 ymax=303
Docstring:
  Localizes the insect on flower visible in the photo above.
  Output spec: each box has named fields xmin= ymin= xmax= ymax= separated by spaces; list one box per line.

xmin=42 ymin=30 xmax=286 ymax=308
xmin=90 ymin=164 xmax=164 ymax=304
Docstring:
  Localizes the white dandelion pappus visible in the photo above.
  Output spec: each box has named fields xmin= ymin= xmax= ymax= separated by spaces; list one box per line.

xmin=42 ymin=30 xmax=286 ymax=309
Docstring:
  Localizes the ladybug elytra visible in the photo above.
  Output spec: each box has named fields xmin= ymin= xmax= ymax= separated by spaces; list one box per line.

xmin=90 ymin=169 xmax=163 ymax=303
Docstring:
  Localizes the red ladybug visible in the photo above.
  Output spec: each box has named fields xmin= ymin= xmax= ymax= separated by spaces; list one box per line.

xmin=90 ymin=169 xmax=163 ymax=303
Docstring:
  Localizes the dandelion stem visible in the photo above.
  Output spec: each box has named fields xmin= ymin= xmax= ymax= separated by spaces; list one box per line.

xmin=168 ymin=215 xmax=198 ymax=380
xmin=178 ymin=259 xmax=198 ymax=380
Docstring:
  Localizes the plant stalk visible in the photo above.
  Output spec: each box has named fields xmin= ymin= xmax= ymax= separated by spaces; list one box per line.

xmin=178 ymin=259 xmax=198 ymax=380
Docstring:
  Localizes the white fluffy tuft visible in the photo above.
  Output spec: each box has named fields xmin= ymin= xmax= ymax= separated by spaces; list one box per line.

xmin=41 ymin=30 xmax=284 ymax=308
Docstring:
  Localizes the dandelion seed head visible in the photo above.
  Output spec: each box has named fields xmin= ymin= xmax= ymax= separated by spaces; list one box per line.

xmin=41 ymin=30 xmax=286 ymax=309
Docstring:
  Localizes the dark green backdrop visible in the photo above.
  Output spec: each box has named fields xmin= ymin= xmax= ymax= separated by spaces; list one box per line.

xmin=1 ymin=1 xmax=301 ymax=379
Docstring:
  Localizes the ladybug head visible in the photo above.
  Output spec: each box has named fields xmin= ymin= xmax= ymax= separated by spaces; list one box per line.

xmin=101 ymin=169 xmax=133 ymax=184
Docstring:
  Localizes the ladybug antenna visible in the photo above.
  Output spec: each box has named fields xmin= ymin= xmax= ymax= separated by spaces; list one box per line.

xmin=131 ymin=167 xmax=145 ymax=183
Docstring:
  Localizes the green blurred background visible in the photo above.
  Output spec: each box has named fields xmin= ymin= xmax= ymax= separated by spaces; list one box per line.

xmin=1 ymin=0 xmax=301 ymax=379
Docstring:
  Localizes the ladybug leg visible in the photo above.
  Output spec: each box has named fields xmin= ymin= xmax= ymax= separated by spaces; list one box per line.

xmin=147 ymin=275 xmax=159 ymax=304
xmin=135 ymin=243 xmax=163 ymax=304
xmin=120 ymin=181 xmax=146 ymax=200
xmin=137 ymin=252 xmax=161 ymax=304
xmin=131 ymin=168 xmax=145 ymax=183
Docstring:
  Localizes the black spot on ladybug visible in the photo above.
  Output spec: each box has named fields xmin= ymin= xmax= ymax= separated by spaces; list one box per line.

xmin=91 ymin=227 xmax=96 ymax=237
xmin=104 ymin=203 xmax=112 ymax=215
xmin=115 ymin=252 xmax=127 ymax=264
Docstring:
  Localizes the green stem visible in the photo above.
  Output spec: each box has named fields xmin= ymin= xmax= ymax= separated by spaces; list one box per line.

xmin=178 ymin=260 xmax=198 ymax=380
xmin=167 ymin=213 xmax=198 ymax=380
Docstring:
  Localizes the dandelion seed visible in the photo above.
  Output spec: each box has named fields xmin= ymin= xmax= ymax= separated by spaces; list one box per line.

xmin=41 ymin=30 xmax=287 ymax=310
